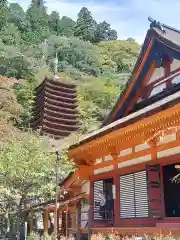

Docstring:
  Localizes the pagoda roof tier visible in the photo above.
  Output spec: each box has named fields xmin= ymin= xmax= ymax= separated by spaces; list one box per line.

xmin=44 ymin=102 xmax=78 ymax=114
xmin=32 ymin=106 xmax=78 ymax=121
xmin=44 ymin=85 xmax=77 ymax=98
xmin=34 ymin=96 xmax=78 ymax=110
xmin=35 ymin=78 xmax=76 ymax=94
xmin=44 ymin=114 xmax=79 ymax=125
xmin=46 ymin=78 xmax=76 ymax=89
xmin=43 ymin=119 xmax=79 ymax=131
xmin=45 ymin=80 xmax=76 ymax=93
xmin=32 ymin=102 xmax=78 ymax=117
xmin=31 ymin=111 xmax=79 ymax=126
xmin=35 ymin=91 xmax=77 ymax=104
xmin=35 ymin=85 xmax=77 ymax=101
xmin=43 ymin=108 xmax=79 ymax=119
xmin=42 ymin=125 xmax=74 ymax=136
xmin=31 ymin=115 xmax=79 ymax=130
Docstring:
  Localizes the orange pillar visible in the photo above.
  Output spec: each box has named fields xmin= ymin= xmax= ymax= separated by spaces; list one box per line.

xmin=44 ymin=209 xmax=49 ymax=234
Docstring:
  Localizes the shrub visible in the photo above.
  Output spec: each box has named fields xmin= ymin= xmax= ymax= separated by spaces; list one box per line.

xmin=28 ymin=232 xmax=39 ymax=240
xmin=91 ymin=233 xmax=179 ymax=240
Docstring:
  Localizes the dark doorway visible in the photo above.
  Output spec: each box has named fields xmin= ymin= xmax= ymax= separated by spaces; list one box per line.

xmin=163 ymin=163 xmax=180 ymax=217
xmin=104 ymin=178 xmax=114 ymax=220
xmin=93 ymin=178 xmax=114 ymax=222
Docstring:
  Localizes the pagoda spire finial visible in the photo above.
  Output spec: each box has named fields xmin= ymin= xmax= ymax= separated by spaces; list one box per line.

xmin=54 ymin=52 xmax=59 ymax=80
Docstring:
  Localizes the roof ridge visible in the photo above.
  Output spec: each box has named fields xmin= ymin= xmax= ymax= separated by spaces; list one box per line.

xmin=148 ymin=16 xmax=180 ymax=34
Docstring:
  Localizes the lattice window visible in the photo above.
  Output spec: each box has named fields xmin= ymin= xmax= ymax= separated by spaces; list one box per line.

xmin=93 ymin=180 xmax=104 ymax=220
xmin=120 ymin=170 xmax=148 ymax=219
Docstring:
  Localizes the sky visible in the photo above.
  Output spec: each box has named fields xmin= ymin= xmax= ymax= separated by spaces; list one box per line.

xmin=10 ymin=0 xmax=180 ymax=44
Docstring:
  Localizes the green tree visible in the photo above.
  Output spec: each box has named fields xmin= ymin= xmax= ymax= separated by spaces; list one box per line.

xmin=0 ymin=0 xmax=8 ymax=31
xmin=0 ymin=76 xmax=24 ymax=124
xmin=78 ymin=75 xmax=122 ymax=132
xmin=31 ymin=0 xmax=45 ymax=9
xmin=0 ymin=42 xmax=34 ymax=79
xmin=98 ymin=39 xmax=140 ymax=73
xmin=46 ymin=35 xmax=102 ymax=76
xmin=94 ymin=21 xmax=118 ymax=43
xmin=127 ymin=37 xmax=135 ymax=41
xmin=0 ymin=23 xmax=21 ymax=45
xmin=59 ymin=16 xmax=75 ymax=37
xmin=49 ymin=11 xmax=60 ymax=35
xmin=0 ymin=131 xmax=74 ymax=229
xmin=107 ymin=29 xmax=118 ymax=40
xmin=8 ymin=3 xmax=30 ymax=32
xmin=74 ymin=7 xmax=96 ymax=42
xmin=25 ymin=1 xmax=50 ymax=44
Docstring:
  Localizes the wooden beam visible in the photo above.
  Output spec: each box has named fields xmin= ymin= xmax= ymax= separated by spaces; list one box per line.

xmin=163 ymin=56 xmax=172 ymax=77
xmin=68 ymin=186 xmax=81 ymax=192
xmin=63 ymin=170 xmax=80 ymax=190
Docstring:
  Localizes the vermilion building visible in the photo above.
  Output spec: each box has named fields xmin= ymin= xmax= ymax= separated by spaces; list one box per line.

xmin=43 ymin=18 xmax=180 ymax=238
xmin=66 ymin=18 xmax=180 ymax=237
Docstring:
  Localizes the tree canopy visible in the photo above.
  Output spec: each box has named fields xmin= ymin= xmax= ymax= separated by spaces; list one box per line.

xmin=0 ymin=1 xmax=118 ymax=45
xmin=0 ymin=0 xmax=140 ymax=234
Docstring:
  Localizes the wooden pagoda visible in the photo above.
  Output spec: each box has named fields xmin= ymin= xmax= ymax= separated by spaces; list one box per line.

xmin=31 ymin=77 xmax=79 ymax=139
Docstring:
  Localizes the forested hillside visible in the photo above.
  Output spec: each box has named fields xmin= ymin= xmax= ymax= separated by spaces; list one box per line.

xmin=0 ymin=0 xmax=140 ymax=132
xmin=0 ymin=0 xmax=141 ymax=224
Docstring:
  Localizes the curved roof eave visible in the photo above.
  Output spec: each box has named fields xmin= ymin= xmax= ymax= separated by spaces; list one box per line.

xmin=102 ymin=18 xmax=180 ymax=126
xmin=102 ymin=28 xmax=154 ymax=126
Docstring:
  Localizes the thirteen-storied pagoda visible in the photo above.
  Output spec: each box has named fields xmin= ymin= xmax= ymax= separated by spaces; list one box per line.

xmin=31 ymin=77 xmax=79 ymax=139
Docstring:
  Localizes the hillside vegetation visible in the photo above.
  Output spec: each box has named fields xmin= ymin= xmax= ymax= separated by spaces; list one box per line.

xmin=0 ymin=0 xmax=140 ymax=131
xmin=0 ymin=0 xmax=140 ymax=227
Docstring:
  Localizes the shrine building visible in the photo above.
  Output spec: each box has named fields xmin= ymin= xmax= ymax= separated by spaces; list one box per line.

xmin=44 ymin=18 xmax=180 ymax=238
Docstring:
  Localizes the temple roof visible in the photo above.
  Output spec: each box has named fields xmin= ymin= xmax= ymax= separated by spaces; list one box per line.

xmin=150 ymin=19 xmax=180 ymax=49
xmin=69 ymin=90 xmax=180 ymax=150
xmin=102 ymin=17 xmax=180 ymax=126
xmin=68 ymin=18 xmax=180 ymax=151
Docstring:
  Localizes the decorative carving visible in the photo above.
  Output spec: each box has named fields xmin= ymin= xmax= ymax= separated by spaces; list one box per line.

xmin=145 ymin=126 xmax=180 ymax=147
